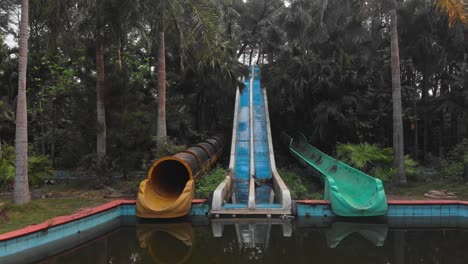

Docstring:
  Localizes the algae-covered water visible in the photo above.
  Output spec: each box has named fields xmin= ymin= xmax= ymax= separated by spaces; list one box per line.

xmin=39 ymin=218 xmax=468 ymax=264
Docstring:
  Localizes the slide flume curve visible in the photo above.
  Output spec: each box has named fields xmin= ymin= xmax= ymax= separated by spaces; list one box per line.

xmin=281 ymin=132 xmax=388 ymax=217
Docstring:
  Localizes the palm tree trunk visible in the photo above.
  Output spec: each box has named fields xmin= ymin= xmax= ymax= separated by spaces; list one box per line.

xmin=51 ymin=102 xmax=56 ymax=165
xmin=464 ymin=50 xmax=468 ymax=181
xmin=413 ymin=101 xmax=419 ymax=160
xmin=117 ymin=39 xmax=123 ymax=74
xmin=156 ymin=31 xmax=167 ymax=142
xmin=422 ymin=67 xmax=429 ymax=160
xmin=390 ymin=3 xmax=406 ymax=185
xmin=464 ymin=138 xmax=468 ymax=181
xmin=96 ymin=43 xmax=107 ymax=168
xmin=14 ymin=0 xmax=31 ymax=205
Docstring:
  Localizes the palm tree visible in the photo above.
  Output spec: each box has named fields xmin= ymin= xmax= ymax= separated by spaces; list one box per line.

xmin=387 ymin=0 xmax=466 ymax=185
xmin=96 ymin=0 xmax=107 ymax=170
xmin=390 ymin=0 xmax=406 ymax=185
xmin=436 ymin=0 xmax=468 ymax=27
xmin=156 ymin=28 xmax=166 ymax=142
xmin=14 ymin=0 xmax=31 ymax=205
xmin=432 ymin=0 xmax=467 ymax=181
xmin=433 ymin=0 xmax=467 ymax=180
xmin=138 ymin=0 xmax=225 ymax=142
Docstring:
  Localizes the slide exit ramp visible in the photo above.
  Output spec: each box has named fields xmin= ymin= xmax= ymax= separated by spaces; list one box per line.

xmin=211 ymin=66 xmax=291 ymax=216
xmin=281 ymin=133 xmax=388 ymax=217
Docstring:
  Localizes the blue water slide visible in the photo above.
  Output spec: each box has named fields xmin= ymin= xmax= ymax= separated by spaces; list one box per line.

xmin=211 ymin=66 xmax=291 ymax=215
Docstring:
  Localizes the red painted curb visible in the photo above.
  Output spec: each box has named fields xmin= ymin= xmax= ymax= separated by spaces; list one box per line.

xmin=0 ymin=199 xmax=210 ymax=242
xmin=0 ymin=200 xmax=132 ymax=241
xmin=192 ymin=199 xmax=208 ymax=204
xmin=0 ymin=198 xmax=212 ymax=241
xmin=296 ymin=200 xmax=331 ymax=205
xmin=2 ymin=198 xmax=466 ymax=241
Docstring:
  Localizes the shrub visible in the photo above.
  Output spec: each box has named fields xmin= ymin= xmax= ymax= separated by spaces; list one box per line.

xmin=195 ymin=166 xmax=226 ymax=198
xmin=28 ymin=156 xmax=53 ymax=185
xmin=142 ymin=137 xmax=186 ymax=170
xmin=440 ymin=161 xmax=464 ymax=179
xmin=336 ymin=143 xmax=419 ymax=182
xmin=0 ymin=144 xmax=15 ymax=184
xmin=0 ymin=159 xmax=14 ymax=183
xmin=433 ymin=139 xmax=467 ymax=180
xmin=0 ymin=143 xmax=53 ymax=186
xmin=279 ymin=168 xmax=316 ymax=199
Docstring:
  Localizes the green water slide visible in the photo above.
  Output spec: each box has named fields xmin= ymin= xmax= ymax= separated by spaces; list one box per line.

xmin=281 ymin=132 xmax=388 ymax=217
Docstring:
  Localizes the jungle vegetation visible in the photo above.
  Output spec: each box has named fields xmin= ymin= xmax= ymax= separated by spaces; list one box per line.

xmin=0 ymin=0 xmax=467 ymax=204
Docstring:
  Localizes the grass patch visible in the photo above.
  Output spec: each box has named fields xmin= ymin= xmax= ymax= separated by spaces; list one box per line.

xmin=195 ymin=166 xmax=226 ymax=199
xmin=279 ymin=167 xmax=323 ymax=200
xmin=0 ymin=176 xmax=143 ymax=235
xmin=386 ymin=180 xmax=468 ymax=200
xmin=0 ymin=197 xmax=106 ymax=234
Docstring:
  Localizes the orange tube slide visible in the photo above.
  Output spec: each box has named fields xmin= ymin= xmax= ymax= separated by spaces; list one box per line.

xmin=136 ymin=137 xmax=223 ymax=218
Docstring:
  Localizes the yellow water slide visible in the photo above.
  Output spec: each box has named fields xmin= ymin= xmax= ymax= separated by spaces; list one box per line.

xmin=136 ymin=137 xmax=223 ymax=218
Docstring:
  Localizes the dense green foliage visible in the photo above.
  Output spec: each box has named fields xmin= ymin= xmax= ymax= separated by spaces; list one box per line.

xmin=279 ymin=168 xmax=320 ymax=199
xmin=0 ymin=0 xmax=467 ymax=188
xmin=141 ymin=137 xmax=186 ymax=171
xmin=432 ymin=139 xmax=468 ymax=179
xmin=259 ymin=0 xmax=467 ymax=163
xmin=195 ymin=166 xmax=226 ymax=198
xmin=0 ymin=0 xmax=247 ymax=178
xmin=336 ymin=143 xmax=419 ymax=181
xmin=0 ymin=144 xmax=52 ymax=187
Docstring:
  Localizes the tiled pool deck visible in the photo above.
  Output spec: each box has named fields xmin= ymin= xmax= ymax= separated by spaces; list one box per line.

xmin=296 ymin=200 xmax=468 ymax=218
xmin=1 ymin=199 xmax=468 ymax=261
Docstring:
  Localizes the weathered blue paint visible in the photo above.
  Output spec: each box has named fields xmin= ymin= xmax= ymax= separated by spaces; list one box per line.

xmin=2 ymin=201 xmax=468 ymax=261
xmin=296 ymin=203 xmax=468 ymax=218
xmin=0 ymin=207 xmax=121 ymax=258
xmin=0 ymin=203 xmax=209 ymax=259
xmin=234 ymin=77 xmax=251 ymax=204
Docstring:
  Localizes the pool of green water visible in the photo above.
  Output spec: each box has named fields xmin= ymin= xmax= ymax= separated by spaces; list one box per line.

xmin=38 ymin=218 xmax=468 ymax=264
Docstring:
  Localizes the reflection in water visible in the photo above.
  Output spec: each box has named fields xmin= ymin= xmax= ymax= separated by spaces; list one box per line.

xmin=212 ymin=219 xmax=292 ymax=250
xmin=39 ymin=217 xmax=468 ymax=264
xmin=137 ymin=223 xmax=193 ymax=264
xmin=325 ymin=222 xmax=388 ymax=248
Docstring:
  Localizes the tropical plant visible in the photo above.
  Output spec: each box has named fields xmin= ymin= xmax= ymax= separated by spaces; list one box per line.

xmin=279 ymin=168 xmax=317 ymax=200
xmin=195 ymin=166 xmax=226 ymax=198
xmin=28 ymin=156 xmax=53 ymax=186
xmin=1 ymin=144 xmax=53 ymax=186
xmin=337 ymin=143 xmax=419 ymax=181
xmin=438 ymin=139 xmax=468 ymax=180
xmin=141 ymin=137 xmax=186 ymax=170
xmin=0 ymin=159 xmax=15 ymax=184
xmin=136 ymin=0 xmax=228 ymax=143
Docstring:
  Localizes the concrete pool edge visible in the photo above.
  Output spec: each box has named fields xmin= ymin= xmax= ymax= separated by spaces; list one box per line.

xmin=2 ymin=198 xmax=468 ymax=259
xmin=296 ymin=199 xmax=468 ymax=218
xmin=2 ymin=199 xmax=468 ymax=240
xmin=0 ymin=199 xmax=207 ymax=242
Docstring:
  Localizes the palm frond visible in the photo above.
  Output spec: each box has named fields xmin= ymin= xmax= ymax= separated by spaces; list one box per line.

xmin=436 ymin=0 xmax=468 ymax=27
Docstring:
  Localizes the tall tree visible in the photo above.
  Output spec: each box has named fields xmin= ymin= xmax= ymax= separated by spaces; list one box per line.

xmin=157 ymin=23 xmax=166 ymax=142
xmin=434 ymin=0 xmax=467 ymax=179
xmin=390 ymin=0 xmax=406 ymax=184
xmin=14 ymin=0 xmax=31 ymax=204
xmin=96 ymin=0 xmax=107 ymax=169
xmin=138 ymin=0 xmax=225 ymax=142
